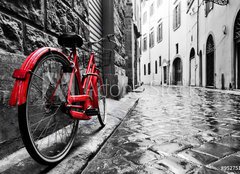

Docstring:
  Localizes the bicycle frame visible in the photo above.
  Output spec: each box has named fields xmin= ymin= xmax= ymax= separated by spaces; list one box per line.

xmin=9 ymin=47 xmax=102 ymax=120
xmin=66 ymin=48 xmax=100 ymax=120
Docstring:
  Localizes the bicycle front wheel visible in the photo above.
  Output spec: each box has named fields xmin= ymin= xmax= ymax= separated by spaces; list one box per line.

xmin=97 ymin=77 xmax=106 ymax=127
xmin=18 ymin=53 xmax=79 ymax=165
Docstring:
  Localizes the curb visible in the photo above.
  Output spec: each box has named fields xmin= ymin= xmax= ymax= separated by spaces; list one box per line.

xmin=0 ymin=93 xmax=139 ymax=174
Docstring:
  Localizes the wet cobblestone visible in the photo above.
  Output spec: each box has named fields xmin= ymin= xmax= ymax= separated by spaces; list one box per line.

xmin=82 ymin=86 xmax=240 ymax=174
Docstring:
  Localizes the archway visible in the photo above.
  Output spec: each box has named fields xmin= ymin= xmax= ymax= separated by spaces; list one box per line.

xmin=206 ymin=35 xmax=215 ymax=87
xmin=234 ymin=10 xmax=240 ymax=89
xmin=172 ymin=58 xmax=182 ymax=85
xmin=189 ymin=48 xmax=196 ymax=86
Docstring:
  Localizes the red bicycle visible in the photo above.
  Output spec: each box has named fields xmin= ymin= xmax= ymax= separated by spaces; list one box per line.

xmin=9 ymin=33 xmax=114 ymax=164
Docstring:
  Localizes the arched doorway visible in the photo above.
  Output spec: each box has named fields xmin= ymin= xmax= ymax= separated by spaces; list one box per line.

xmin=189 ymin=48 xmax=196 ymax=86
xmin=199 ymin=50 xmax=203 ymax=86
xmin=234 ymin=10 xmax=240 ymax=89
xmin=172 ymin=58 xmax=182 ymax=85
xmin=206 ymin=35 xmax=215 ymax=87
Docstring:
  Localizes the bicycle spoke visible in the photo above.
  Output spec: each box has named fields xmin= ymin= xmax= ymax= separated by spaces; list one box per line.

xmin=31 ymin=116 xmax=47 ymax=132
xmin=31 ymin=83 xmax=49 ymax=101
xmin=35 ymin=116 xmax=53 ymax=144
xmin=30 ymin=71 xmax=54 ymax=88
xmin=33 ymin=104 xmax=60 ymax=140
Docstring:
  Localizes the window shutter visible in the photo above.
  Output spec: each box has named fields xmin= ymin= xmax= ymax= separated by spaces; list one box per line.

xmin=160 ymin=23 xmax=163 ymax=40
xmin=89 ymin=0 xmax=103 ymax=61
xmin=152 ymin=32 xmax=154 ymax=46
xmin=178 ymin=3 xmax=181 ymax=27
xmin=173 ymin=8 xmax=176 ymax=29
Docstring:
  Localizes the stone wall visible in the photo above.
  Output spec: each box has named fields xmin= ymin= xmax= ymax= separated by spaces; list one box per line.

xmin=0 ymin=0 xmax=89 ymax=159
xmin=102 ymin=0 xmax=130 ymax=99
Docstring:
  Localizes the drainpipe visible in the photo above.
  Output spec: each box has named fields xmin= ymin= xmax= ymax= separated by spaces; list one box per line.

xmin=196 ymin=0 xmax=200 ymax=86
xmin=132 ymin=22 xmax=135 ymax=89
xmin=168 ymin=0 xmax=171 ymax=85
xmin=197 ymin=0 xmax=199 ymax=56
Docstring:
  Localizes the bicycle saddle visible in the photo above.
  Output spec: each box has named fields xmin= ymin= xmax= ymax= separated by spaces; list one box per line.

xmin=58 ymin=33 xmax=83 ymax=48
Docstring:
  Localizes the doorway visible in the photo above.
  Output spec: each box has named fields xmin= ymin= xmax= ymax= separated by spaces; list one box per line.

xmin=173 ymin=58 xmax=182 ymax=85
xmin=163 ymin=66 xmax=167 ymax=84
xmin=206 ymin=35 xmax=215 ymax=87
xmin=189 ymin=48 xmax=196 ymax=86
xmin=234 ymin=10 xmax=240 ymax=89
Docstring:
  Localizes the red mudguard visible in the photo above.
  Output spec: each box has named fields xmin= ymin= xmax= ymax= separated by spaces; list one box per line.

xmin=9 ymin=47 xmax=69 ymax=106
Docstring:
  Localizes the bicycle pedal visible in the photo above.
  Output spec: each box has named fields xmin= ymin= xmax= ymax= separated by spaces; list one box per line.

xmin=85 ymin=108 xmax=99 ymax=116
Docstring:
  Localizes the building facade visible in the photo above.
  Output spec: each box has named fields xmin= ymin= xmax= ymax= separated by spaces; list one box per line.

xmin=140 ymin=0 xmax=239 ymax=90
xmin=126 ymin=0 xmax=141 ymax=90
xmin=140 ymin=0 xmax=188 ymax=86
xmin=141 ymin=0 xmax=171 ymax=85
xmin=169 ymin=0 xmax=188 ymax=86
xmin=187 ymin=0 xmax=238 ymax=89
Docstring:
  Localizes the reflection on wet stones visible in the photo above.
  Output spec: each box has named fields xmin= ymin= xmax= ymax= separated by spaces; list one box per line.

xmin=158 ymin=156 xmax=196 ymax=174
xmin=178 ymin=150 xmax=218 ymax=165
xmin=216 ymin=135 xmax=240 ymax=151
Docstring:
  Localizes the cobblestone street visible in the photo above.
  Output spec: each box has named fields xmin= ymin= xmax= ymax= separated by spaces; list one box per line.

xmin=82 ymin=86 xmax=240 ymax=174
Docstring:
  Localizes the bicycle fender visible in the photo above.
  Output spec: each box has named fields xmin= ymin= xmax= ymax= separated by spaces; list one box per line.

xmin=9 ymin=47 xmax=68 ymax=106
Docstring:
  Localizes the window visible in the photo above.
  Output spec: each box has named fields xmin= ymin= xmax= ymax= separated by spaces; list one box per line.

xmin=148 ymin=63 xmax=151 ymax=75
xmin=155 ymin=61 xmax=158 ymax=74
xmin=176 ymin=43 xmax=179 ymax=54
xmin=205 ymin=1 xmax=214 ymax=17
xmin=144 ymin=64 xmax=146 ymax=75
xmin=157 ymin=0 xmax=162 ymax=7
xmin=157 ymin=23 xmax=163 ymax=43
xmin=159 ymin=56 xmax=162 ymax=66
xmin=150 ymin=3 xmax=154 ymax=16
xmin=187 ymin=0 xmax=194 ymax=11
xmin=143 ymin=11 xmax=147 ymax=24
xmin=143 ymin=36 xmax=147 ymax=51
xmin=149 ymin=30 xmax=154 ymax=48
xmin=173 ymin=2 xmax=181 ymax=31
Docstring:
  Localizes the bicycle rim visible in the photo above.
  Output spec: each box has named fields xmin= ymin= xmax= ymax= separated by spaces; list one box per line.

xmin=19 ymin=53 xmax=79 ymax=164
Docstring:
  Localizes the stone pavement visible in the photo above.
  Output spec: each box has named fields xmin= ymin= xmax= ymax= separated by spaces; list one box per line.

xmin=82 ymin=85 xmax=240 ymax=174
xmin=0 ymin=93 xmax=139 ymax=174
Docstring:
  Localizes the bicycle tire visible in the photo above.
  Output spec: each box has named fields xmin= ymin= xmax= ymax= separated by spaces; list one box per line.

xmin=18 ymin=52 xmax=79 ymax=165
xmin=97 ymin=77 xmax=106 ymax=127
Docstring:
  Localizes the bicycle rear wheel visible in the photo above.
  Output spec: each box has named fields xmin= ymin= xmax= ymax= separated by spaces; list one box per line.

xmin=18 ymin=53 xmax=79 ymax=165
